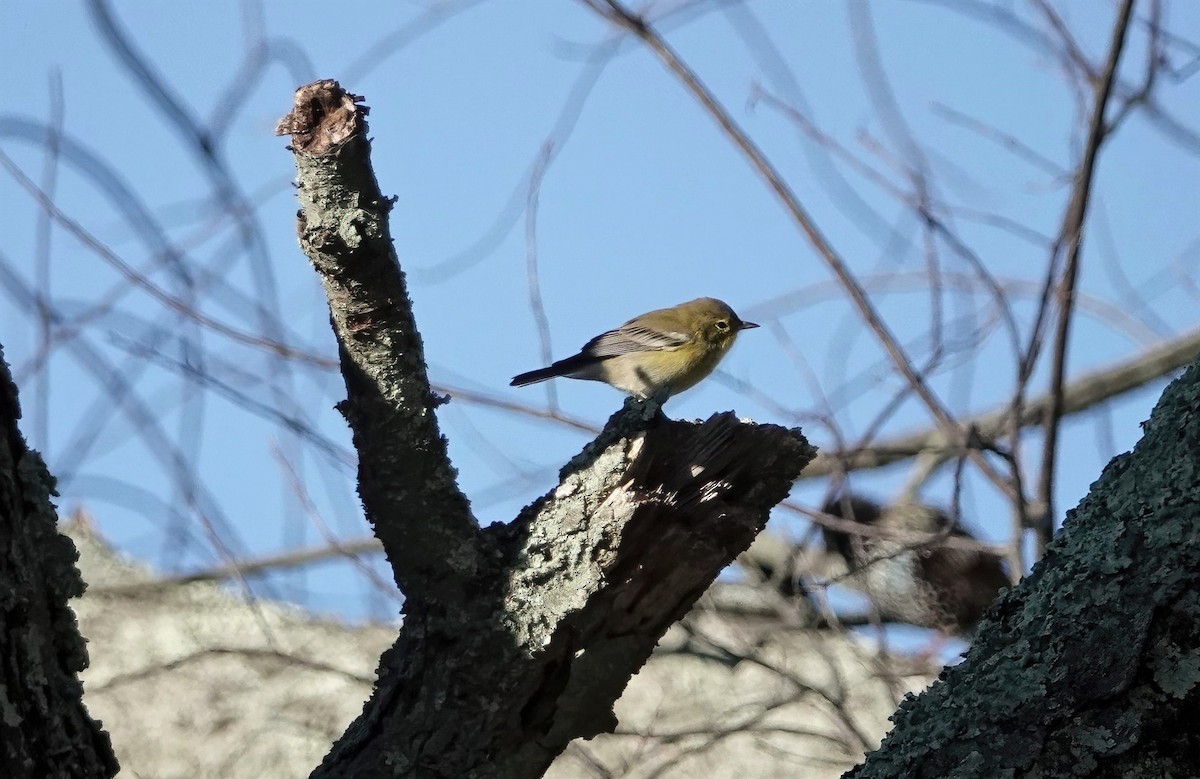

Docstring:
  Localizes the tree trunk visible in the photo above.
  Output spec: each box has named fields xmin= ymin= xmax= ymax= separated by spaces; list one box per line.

xmin=0 ymin=345 xmax=119 ymax=778
xmin=848 ymin=354 xmax=1200 ymax=778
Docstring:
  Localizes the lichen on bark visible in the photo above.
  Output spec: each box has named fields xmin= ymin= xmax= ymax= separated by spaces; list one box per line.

xmin=280 ymin=81 xmax=816 ymax=778
xmin=848 ymin=355 xmax=1200 ymax=778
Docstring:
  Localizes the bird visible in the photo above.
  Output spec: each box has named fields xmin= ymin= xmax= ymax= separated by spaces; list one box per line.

xmin=819 ymin=494 xmax=1009 ymax=635
xmin=510 ymin=297 xmax=758 ymax=399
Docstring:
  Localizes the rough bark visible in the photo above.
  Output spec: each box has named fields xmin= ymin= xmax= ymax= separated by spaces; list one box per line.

xmin=0 ymin=345 xmax=119 ymax=778
xmin=278 ymin=81 xmax=815 ymax=778
xmin=276 ymin=82 xmax=481 ymax=607
xmin=847 ymin=354 xmax=1200 ymax=778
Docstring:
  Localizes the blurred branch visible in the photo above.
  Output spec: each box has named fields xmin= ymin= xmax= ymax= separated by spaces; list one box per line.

xmin=32 ymin=70 xmax=64 ymax=453
xmin=931 ymin=101 xmax=1068 ymax=178
xmin=0 ymin=249 xmax=265 ymax=582
xmin=439 ymin=383 xmax=600 ymax=434
xmin=88 ymin=0 xmax=294 ymax=382
xmin=583 ymin=0 xmax=1019 ymax=506
xmin=89 ymin=532 xmax=381 ymax=594
xmin=848 ymin=353 xmax=1200 ymax=777
xmin=802 ymin=327 xmax=1200 ymax=479
xmin=90 ymin=646 xmax=375 ymax=692
xmin=85 ymin=325 xmax=1200 ymax=592
xmin=1035 ymin=0 xmax=1135 ymax=555
xmin=0 ymin=149 xmax=331 ymax=367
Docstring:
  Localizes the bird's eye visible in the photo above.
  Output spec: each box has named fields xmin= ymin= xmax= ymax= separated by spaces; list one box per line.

xmin=715 ymin=320 xmax=730 ymax=332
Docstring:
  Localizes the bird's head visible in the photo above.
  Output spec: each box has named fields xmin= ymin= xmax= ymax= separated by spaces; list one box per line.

xmin=684 ymin=297 xmax=759 ymax=351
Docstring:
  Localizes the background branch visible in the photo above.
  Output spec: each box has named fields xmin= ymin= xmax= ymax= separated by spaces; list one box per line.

xmin=1035 ymin=0 xmax=1136 ymax=555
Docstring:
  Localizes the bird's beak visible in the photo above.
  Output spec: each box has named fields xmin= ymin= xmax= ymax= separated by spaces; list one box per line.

xmin=739 ymin=320 xmax=760 ymax=330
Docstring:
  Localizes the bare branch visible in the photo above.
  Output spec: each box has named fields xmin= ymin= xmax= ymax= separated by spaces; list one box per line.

xmin=584 ymin=0 xmax=1019 ymax=507
xmin=802 ymin=327 xmax=1200 ymax=479
xmin=0 ymin=346 xmax=118 ymax=777
xmin=278 ymin=80 xmax=815 ymax=777
xmin=848 ymin=352 xmax=1200 ymax=777
xmin=1036 ymin=0 xmax=1136 ymax=555
xmin=276 ymin=81 xmax=481 ymax=604
xmin=91 ymin=535 xmax=385 ymax=595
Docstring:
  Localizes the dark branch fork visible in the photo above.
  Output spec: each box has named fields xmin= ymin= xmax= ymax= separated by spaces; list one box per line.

xmin=277 ymin=80 xmax=813 ymax=778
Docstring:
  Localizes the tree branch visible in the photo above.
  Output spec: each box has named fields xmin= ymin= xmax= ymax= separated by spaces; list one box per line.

xmin=1036 ymin=0 xmax=1136 ymax=555
xmin=313 ymin=401 xmax=813 ymax=777
xmin=584 ymin=0 xmax=1018 ymax=507
xmin=95 ymin=323 xmax=1200 ymax=599
xmin=0 ymin=344 xmax=118 ymax=778
xmin=802 ymin=326 xmax=1199 ymax=479
xmin=277 ymin=81 xmax=481 ymax=605
xmin=847 ymin=351 xmax=1200 ymax=777
xmin=278 ymin=80 xmax=815 ymax=777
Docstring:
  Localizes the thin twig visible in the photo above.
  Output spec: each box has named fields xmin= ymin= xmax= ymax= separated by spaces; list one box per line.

xmin=1036 ymin=0 xmax=1136 ymax=556
xmin=802 ymin=326 xmax=1200 ymax=480
xmin=91 ymin=536 xmax=385 ymax=595
xmin=525 ymin=142 xmax=559 ymax=411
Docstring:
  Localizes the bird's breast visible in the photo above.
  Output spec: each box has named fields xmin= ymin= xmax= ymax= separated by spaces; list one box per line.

xmin=595 ymin=342 xmax=728 ymax=397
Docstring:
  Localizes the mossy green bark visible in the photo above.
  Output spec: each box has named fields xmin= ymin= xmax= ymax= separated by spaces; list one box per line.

xmin=848 ymin=355 xmax=1200 ymax=778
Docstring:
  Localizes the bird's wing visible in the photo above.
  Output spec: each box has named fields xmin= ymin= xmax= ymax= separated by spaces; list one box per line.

xmin=582 ymin=324 xmax=690 ymax=357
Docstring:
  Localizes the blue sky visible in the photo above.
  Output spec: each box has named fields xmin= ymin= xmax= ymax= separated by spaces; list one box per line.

xmin=2 ymin=1 xmax=1197 ymax=622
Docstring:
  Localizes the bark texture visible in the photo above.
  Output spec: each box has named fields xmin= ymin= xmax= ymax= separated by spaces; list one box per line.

xmin=0 ymin=345 xmax=118 ymax=778
xmin=278 ymin=81 xmax=815 ymax=779
xmin=848 ymin=354 xmax=1200 ymax=778
xmin=277 ymin=82 xmax=481 ymax=607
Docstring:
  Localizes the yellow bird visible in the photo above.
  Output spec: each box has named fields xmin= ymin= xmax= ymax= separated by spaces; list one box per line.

xmin=511 ymin=297 xmax=758 ymax=399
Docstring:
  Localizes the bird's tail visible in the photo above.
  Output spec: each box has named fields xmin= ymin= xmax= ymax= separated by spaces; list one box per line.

xmin=510 ymin=365 xmax=566 ymax=387
xmin=510 ymin=354 xmax=598 ymax=387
